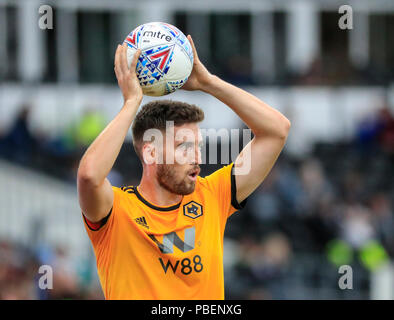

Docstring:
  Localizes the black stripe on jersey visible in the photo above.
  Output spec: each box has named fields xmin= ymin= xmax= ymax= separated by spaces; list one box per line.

xmin=122 ymin=186 xmax=135 ymax=193
xmin=231 ymin=164 xmax=248 ymax=210
xmin=83 ymin=207 xmax=113 ymax=231
xmin=134 ymin=187 xmax=181 ymax=211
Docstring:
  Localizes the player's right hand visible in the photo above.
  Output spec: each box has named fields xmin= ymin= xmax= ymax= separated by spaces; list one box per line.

xmin=114 ymin=43 xmax=142 ymax=103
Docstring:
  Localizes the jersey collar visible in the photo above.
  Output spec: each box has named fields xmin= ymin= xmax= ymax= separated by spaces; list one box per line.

xmin=134 ymin=186 xmax=182 ymax=212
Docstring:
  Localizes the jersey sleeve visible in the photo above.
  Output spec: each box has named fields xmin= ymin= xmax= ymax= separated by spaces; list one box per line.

xmin=203 ymin=162 xmax=248 ymax=220
xmin=82 ymin=186 xmax=123 ymax=248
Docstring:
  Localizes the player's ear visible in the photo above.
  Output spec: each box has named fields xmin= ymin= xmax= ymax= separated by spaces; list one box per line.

xmin=142 ymin=142 xmax=165 ymax=165
xmin=142 ymin=143 xmax=156 ymax=165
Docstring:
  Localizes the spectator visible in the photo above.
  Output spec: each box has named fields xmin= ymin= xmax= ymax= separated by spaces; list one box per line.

xmin=0 ymin=105 xmax=37 ymax=164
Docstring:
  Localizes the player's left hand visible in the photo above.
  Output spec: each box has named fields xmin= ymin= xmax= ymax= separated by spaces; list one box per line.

xmin=182 ymin=35 xmax=215 ymax=92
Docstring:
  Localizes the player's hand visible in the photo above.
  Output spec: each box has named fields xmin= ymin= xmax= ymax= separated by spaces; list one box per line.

xmin=114 ymin=43 xmax=143 ymax=103
xmin=182 ymin=35 xmax=215 ymax=92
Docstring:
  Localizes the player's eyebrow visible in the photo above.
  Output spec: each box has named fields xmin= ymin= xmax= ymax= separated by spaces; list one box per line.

xmin=176 ymin=141 xmax=203 ymax=148
xmin=178 ymin=141 xmax=193 ymax=147
xmin=175 ymin=140 xmax=188 ymax=147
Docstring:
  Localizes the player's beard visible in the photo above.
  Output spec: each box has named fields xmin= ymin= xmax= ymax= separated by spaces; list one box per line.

xmin=156 ymin=164 xmax=196 ymax=195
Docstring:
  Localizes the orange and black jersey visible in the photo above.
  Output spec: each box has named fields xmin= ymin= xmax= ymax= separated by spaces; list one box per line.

xmin=83 ymin=162 xmax=247 ymax=300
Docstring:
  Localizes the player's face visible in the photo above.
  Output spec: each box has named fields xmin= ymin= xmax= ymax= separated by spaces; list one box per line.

xmin=156 ymin=123 xmax=203 ymax=195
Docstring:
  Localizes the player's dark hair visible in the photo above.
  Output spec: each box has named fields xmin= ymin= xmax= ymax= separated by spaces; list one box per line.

xmin=132 ymin=100 xmax=204 ymax=161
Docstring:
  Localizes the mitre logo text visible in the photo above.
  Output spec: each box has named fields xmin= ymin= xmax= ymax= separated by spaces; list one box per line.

xmin=143 ymin=31 xmax=172 ymax=42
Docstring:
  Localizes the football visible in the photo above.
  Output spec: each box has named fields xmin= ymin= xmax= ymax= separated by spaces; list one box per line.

xmin=124 ymin=22 xmax=194 ymax=97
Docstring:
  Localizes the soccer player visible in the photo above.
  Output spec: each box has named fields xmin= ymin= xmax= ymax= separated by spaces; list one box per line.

xmin=77 ymin=36 xmax=291 ymax=300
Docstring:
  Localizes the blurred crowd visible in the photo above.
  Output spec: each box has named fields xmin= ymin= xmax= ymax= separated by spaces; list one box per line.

xmin=1 ymin=103 xmax=394 ymax=299
xmin=0 ymin=240 xmax=104 ymax=299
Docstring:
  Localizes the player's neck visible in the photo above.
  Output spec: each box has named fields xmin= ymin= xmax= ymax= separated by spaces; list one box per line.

xmin=138 ymin=175 xmax=183 ymax=208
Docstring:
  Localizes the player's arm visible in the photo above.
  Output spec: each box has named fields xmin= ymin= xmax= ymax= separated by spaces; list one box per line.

xmin=77 ymin=44 xmax=142 ymax=223
xmin=183 ymin=36 xmax=291 ymax=203
xmin=207 ymin=82 xmax=290 ymax=203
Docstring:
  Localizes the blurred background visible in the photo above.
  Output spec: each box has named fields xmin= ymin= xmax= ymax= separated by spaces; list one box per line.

xmin=1 ymin=0 xmax=394 ymax=300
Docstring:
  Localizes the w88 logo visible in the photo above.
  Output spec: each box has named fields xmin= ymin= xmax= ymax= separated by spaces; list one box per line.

xmin=159 ymin=255 xmax=203 ymax=275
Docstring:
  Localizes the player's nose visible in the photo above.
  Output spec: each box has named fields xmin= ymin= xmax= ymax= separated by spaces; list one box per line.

xmin=195 ymin=147 xmax=202 ymax=165
xmin=189 ymin=147 xmax=201 ymax=165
